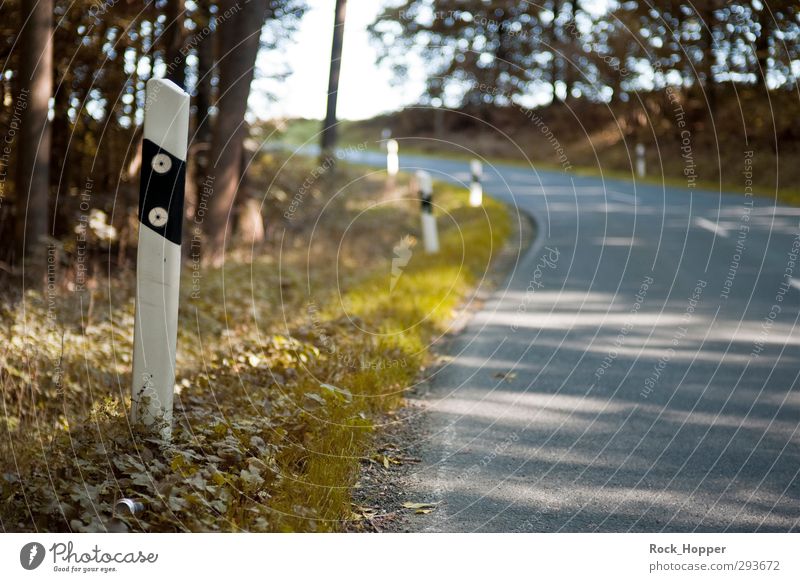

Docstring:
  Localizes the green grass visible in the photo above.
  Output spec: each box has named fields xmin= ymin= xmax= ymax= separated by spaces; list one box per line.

xmin=347 ymin=141 xmax=800 ymax=205
xmin=276 ymin=118 xmax=323 ymax=145
xmin=267 ymin=183 xmax=510 ymax=530
xmin=275 ymin=118 xmax=369 ymax=148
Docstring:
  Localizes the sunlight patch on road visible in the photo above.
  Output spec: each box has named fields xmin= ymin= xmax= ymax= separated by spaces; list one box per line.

xmin=607 ymin=191 xmax=639 ymax=204
xmin=428 ymin=391 xmax=629 ymax=430
xmin=446 ymin=356 xmax=540 ymax=372
xmin=472 ymin=310 xmax=699 ymax=331
xmin=694 ymin=217 xmax=730 ymax=237
xmin=594 ymin=237 xmax=640 ymax=247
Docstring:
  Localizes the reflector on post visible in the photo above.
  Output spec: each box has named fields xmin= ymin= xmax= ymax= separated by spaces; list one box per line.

xmin=636 ymin=143 xmax=646 ymax=178
xmin=130 ymin=78 xmax=190 ymax=440
xmin=417 ymin=170 xmax=439 ymax=254
xmin=387 ymin=139 xmax=399 ymax=176
xmin=469 ymin=158 xmax=483 ymax=207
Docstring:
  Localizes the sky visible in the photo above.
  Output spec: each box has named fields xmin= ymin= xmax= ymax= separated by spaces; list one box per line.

xmin=253 ymin=0 xmax=427 ymax=121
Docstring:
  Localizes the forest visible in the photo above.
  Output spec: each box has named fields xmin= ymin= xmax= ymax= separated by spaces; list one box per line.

xmin=366 ymin=1 xmax=799 ymax=197
xmin=1 ymin=0 xmax=799 ymax=534
xmin=1 ymin=1 xmax=798 ymax=282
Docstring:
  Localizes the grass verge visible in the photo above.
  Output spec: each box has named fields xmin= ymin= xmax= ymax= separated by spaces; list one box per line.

xmin=342 ymin=141 xmax=800 ymax=207
xmin=0 ymin=169 xmax=510 ymax=532
xmin=277 ymin=115 xmax=800 ymax=207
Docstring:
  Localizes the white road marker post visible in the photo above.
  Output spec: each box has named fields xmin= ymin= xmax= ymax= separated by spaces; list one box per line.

xmin=417 ymin=170 xmax=439 ymax=254
xmin=469 ymin=158 xmax=483 ymax=207
xmin=636 ymin=143 xmax=646 ymax=178
xmin=131 ymin=78 xmax=190 ymax=440
xmin=386 ymin=138 xmax=399 ymax=177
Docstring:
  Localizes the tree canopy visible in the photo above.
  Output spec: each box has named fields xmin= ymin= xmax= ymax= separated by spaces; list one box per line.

xmin=369 ymin=0 xmax=800 ymax=107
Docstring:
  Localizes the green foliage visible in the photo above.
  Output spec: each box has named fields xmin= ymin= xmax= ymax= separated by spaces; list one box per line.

xmin=371 ymin=1 xmax=800 ymax=105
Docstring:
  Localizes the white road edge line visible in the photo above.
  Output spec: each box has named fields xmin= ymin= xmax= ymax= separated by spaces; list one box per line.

xmin=608 ymin=190 xmax=639 ymax=204
xmin=694 ymin=217 xmax=729 ymax=238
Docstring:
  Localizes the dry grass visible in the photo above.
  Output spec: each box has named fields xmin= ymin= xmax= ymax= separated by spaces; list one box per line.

xmin=0 ymin=165 xmax=510 ymax=532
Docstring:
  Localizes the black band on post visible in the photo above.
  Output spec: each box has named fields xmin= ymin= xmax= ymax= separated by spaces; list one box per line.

xmin=138 ymin=138 xmax=186 ymax=246
xmin=420 ymin=191 xmax=433 ymax=213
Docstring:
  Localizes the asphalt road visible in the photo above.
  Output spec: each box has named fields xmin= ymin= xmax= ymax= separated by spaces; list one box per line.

xmin=345 ymin=147 xmax=800 ymax=532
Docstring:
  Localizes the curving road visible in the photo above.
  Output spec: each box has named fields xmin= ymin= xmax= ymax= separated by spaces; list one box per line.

xmin=346 ymin=147 xmax=800 ymax=532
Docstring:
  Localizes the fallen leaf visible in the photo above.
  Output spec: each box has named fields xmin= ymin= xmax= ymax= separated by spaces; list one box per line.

xmin=402 ymin=501 xmax=439 ymax=510
xmin=493 ymin=371 xmax=517 ymax=382
xmin=303 ymin=392 xmax=327 ymax=409
xmin=320 ymin=383 xmax=353 ymax=403
xmin=351 ymin=504 xmax=378 ymax=520
xmin=371 ymin=453 xmax=402 ymax=468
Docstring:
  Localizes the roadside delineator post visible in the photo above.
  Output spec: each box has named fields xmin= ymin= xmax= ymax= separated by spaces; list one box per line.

xmin=469 ymin=158 xmax=483 ymax=207
xmin=386 ymin=139 xmax=399 ymax=177
xmin=416 ymin=170 xmax=439 ymax=254
xmin=131 ymin=78 xmax=190 ymax=440
xmin=114 ymin=498 xmax=145 ymax=517
xmin=636 ymin=143 xmax=646 ymax=178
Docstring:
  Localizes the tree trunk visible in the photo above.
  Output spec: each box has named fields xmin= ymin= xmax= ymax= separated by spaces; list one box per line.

xmin=185 ymin=0 xmax=214 ymax=240
xmin=164 ymin=0 xmax=187 ymax=88
xmin=15 ymin=0 xmax=53 ymax=281
xmin=193 ymin=0 xmax=215 ymax=184
xmin=549 ymin=0 xmax=562 ymax=102
xmin=562 ymin=2 xmax=577 ymax=100
xmin=320 ymin=0 xmax=347 ymax=154
xmin=700 ymin=4 xmax=717 ymax=108
xmin=51 ymin=74 xmax=71 ymax=234
xmin=755 ymin=9 xmax=771 ymax=88
xmin=195 ymin=1 xmax=214 ymax=148
xmin=203 ymin=0 xmax=265 ymax=267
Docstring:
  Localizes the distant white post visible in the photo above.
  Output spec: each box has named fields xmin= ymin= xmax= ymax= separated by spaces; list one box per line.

xmin=131 ymin=78 xmax=190 ymax=440
xmin=636 ymin=143 xmax=646 ymax=178
xmin=386 ymin=139 xmax=399 ymax=177
xmin=469 ymin=158 xmax=483 ymax=207
xmin=417 ymin=170 xmax=439 ymax=254
xmin=380 ymin=127 xmax=391 ymax=150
